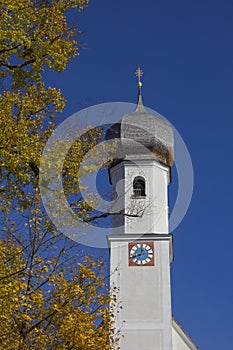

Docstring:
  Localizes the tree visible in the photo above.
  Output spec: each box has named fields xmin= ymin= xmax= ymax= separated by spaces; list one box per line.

xmin=0 ymin=1 xmax=119 ymax=349
xmin=0 ymin=0 xmax=93 ymax=201
xmin=0 ymin=220 xmax=119 ymax=349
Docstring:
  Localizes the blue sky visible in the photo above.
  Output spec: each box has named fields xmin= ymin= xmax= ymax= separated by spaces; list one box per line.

xmin=45 ymin=1 xmax=233 ymax=349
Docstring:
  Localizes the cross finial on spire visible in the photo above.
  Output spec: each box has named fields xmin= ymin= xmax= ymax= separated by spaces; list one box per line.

xmin=134 ymin=66 xmax=146 ymax=112
xmin=135 ymin=66 xmax=143 ymax=88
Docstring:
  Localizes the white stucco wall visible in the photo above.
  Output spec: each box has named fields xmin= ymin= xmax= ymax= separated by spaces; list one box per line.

xmin=109 ymin=235 xmax=173 ymax=350
xmin=110 ymin=159 xmax=170 ymax=235
xmin=108 ymin=156 xmax=199 ymax=350
xmin=172 ymin=320 xmax=199 ymax=350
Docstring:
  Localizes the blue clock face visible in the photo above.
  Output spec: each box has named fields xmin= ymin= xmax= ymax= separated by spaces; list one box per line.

xmin=129 ymin=243 xmax=153 ymax=265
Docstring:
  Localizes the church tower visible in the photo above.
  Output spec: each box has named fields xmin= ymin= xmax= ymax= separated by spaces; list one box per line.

xmin=107 ymin=68 xmax=199 ymax=350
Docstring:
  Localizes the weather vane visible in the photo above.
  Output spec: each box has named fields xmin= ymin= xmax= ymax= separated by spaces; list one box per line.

xmin=135 ymin=66 xmax=143 ymax=88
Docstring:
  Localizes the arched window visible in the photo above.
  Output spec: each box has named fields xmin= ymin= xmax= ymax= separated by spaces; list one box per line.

xmin=133 ymin=176 xmax=146 ymax=197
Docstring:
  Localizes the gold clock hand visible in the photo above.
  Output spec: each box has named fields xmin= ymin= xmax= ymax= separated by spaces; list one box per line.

xmin=131 ymin=248 xmax=145 ymax=259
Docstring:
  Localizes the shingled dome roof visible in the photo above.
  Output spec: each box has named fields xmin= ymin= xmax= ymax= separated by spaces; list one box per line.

xmin=106 ymin=82 xmax=174 ymax=167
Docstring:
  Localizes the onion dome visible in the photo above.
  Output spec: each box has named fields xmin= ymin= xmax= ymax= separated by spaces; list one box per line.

xmin=106 ymin=67 xmax=174 ymax=167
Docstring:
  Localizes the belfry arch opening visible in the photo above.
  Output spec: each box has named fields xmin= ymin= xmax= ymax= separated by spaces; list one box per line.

xmin=132 ymin=176 xmax=146 ymax=197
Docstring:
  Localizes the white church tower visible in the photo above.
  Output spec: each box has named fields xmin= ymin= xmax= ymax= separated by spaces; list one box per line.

xmin=107 ymin=68 xmax=199 ymax=350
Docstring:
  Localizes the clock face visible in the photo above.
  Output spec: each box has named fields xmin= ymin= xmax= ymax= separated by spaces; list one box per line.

xmin=128 ymin=242 xmax=154 ymax=266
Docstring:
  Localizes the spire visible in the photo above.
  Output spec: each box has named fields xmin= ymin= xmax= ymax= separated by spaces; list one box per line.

xmin=135 ymin=66 xmax=146 ymax=112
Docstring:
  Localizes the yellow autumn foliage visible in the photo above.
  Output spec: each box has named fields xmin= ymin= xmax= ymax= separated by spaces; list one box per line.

xmin=0 ymin=236 xmax=119 ymax=349
xmin=0 ymin=1 xmax=120 ymax=349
